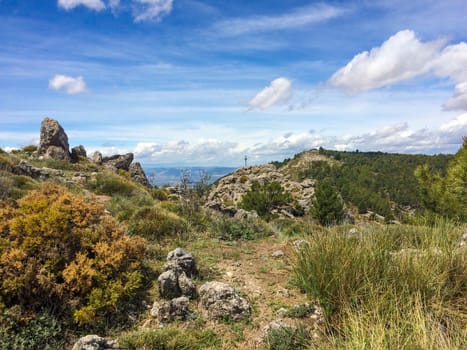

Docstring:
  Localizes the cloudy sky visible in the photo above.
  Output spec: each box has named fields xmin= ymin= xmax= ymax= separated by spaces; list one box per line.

xmin=1 ymin=0 xmax=466 ymax=166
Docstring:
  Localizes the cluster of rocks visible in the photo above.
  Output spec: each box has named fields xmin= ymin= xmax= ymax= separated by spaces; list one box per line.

xmin=205 ymin=164 xmax=315 ymax=217
xmin=152 ymin=248 xmax=251 ymax=325
xmin=153 ymin=248 xmax=197 ymax=323
xmin=18 ymin=117 xmax=151 ymax=187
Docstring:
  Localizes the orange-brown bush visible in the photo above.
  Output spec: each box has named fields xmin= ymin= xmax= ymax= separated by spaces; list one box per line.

xmin=0 ymin=184 xmax=146 ymax=328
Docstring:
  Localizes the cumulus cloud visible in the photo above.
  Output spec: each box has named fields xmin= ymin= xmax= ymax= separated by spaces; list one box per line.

xmin=440 ymin=113 xmax=467 ymax=132
xmin=328 ymin=30 xmax=443 ymax=94
xmin=132 ymin=0 xmax=173 ymax=22
xmin=248 ymin=77 xmax=292 ymax=110
xmin=48 ymin=75 xmax=87 ymax=94
xmin=214 ymin=3 xmax=348 ymax=37
xmin=58 ymin=0 xmax=106 ymax=11
xmin=328 ymin=30 xmax=467 ymax=111
xmin=443 ymin=83 xmax=467 ymax=111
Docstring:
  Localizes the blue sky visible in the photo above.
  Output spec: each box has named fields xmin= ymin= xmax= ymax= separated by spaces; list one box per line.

xmin=1 ymin=0 xmax=466 ymax=166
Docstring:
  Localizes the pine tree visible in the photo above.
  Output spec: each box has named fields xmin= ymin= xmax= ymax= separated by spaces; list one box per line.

xmin=311 ymin=180 xmax=345 ymax=226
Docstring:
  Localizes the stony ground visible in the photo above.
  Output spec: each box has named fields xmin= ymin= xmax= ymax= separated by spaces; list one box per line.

xmin=148 ymin=236 xmax=319 ymax=349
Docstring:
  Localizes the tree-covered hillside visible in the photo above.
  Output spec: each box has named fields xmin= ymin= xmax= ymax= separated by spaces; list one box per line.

xmin=298 ymin=148 xmax=453 ymax=219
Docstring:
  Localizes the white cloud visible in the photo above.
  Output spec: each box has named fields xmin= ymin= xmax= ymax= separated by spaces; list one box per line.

xmin=248 ymin=77 xmax=292 ymax=110
xmin=133 ymin=0 xmax=173 ymax=22
xmin=48 ymin=75 xmax=87 ymax=94
xmin=328 ymin=30 xmax=467 ymax=111
xmin=443 ymin=83 xmax=467 ymax=111
xmin=433 ymin=42 xmax=467 ymax=82
xmin=328 ymin=30 xmax=443 ymax=94
xmin=58 ymin=0 xmax=106 ymax=11
xmin=440 ymin=113 xmax=467 ymax=132
xmin=213 ymin=3 xmax=348 ymax=36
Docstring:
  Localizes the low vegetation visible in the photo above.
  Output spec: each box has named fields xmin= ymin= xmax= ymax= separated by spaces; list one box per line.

xmin=0 ymin=140 xmax=465 ymax=349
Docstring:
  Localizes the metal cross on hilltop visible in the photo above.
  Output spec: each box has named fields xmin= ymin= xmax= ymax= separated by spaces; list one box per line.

xmin=244 ymin=155 xmax=248 ymax=167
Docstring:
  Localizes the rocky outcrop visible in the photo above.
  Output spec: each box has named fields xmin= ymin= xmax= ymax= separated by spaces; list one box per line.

xmin=71 ymin=145 xmax=87 ymax=162
xmin=205 ymin=165 xmax=315 ymax=217
xmin=199 ymin=281 xmax=251 ymax=321
xmin=16 ymin=160 xmax=64 ymax=179
xmin=150 ymin=296 xmax=191 ymax=324
xmin=71 ymin=335 xmax=119 ymax=350
xmin=38 ymin=117 xmax=70 ymax=161
xmin=102 ymin=153 xmax=134 ymax=171
xmin=129 ymin=162 xmax=151 ymax=187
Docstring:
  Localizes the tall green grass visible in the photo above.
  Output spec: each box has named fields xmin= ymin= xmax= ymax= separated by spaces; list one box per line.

xmin=292 ymin=221 xmax=466 ymax=349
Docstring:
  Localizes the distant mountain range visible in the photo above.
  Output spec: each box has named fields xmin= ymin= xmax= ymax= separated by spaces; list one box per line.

xmin=143 ymin=166 xmax=237 ymax=187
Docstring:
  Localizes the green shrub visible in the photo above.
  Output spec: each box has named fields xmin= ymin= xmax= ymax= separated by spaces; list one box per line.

xmin=87 ymin=172 xmax=139 ymax=197
xmin=22 ymin=145 xmax=37 ymax=153
xmin=239 ymin=181 xmax=292 ymax=221
xmin=210 ymin=215 xmax=273 ymax=241
xmin=128 ymin=206 xmax=188 ymax=240
xmin=264 ymin=325 xmax=312 ymax=350
xmin=119 ymin=326 xmax=219 ymax=350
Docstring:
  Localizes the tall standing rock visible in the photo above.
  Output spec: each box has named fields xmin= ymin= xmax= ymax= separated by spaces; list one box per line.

xmin=38 ymin=117 xmax=71 ymax=161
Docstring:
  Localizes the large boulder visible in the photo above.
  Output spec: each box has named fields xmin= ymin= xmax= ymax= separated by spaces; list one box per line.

xmin=129 ymin=162 xmax=151 ymax=187
xmin=199 ymin=281 xmax=251 ymax=321
xmin=38 ymin=117 xmax=70 ymax=161
xmin=102 ymin=153 xmax=133 ymax=171
xmin=72 ymin=335 xmax=119 ymax=350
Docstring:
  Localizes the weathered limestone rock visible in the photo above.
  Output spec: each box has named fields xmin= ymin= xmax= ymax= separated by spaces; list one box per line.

xmin=15 ymin=160 xmax=64 ymax=179
xmin=151 ymin=296 xmax=191 ymax=324
xmin=92 ymin=151 xmax=103 ymax=165
xmin=102 ymin=153 xmax=133 ymax=171
xmin=199 ymin=281 xmax=251 ymax=321
xmin=158 ymin=269 xmax=181 ymax=299
xmin=38 ymin=117 xmax=70 ymax=161
xmin=71 ymin=335 xmax=119 ymax=350
xmin=164 ymin=247 xmax=197 ymax=277
xmin=178 ymin=271 xmax=196 ymax=299
xmin=129 ymin=162 xmax=151 ymax=187
xmin=72 ymin=172 xmax=88 ymax=184
xmin=71 ymin=145 xmax=87 ymax=162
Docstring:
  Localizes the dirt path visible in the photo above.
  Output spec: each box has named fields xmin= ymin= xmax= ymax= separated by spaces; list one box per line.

xmin=187 ymin=236 xmax=313 ymax=349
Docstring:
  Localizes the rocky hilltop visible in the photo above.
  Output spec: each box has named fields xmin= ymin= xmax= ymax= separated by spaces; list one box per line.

xmin=12 ymin=117 xmax=150 ymax=188
xmin=206 ymin=164 xmax=315 ymax=217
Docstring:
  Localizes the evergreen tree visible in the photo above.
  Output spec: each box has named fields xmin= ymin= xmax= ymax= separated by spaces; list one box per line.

xmin=415 ymin=138 xmax=466 ymax=220
xmin=311 ymin=180 xmax=345 ymax=226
